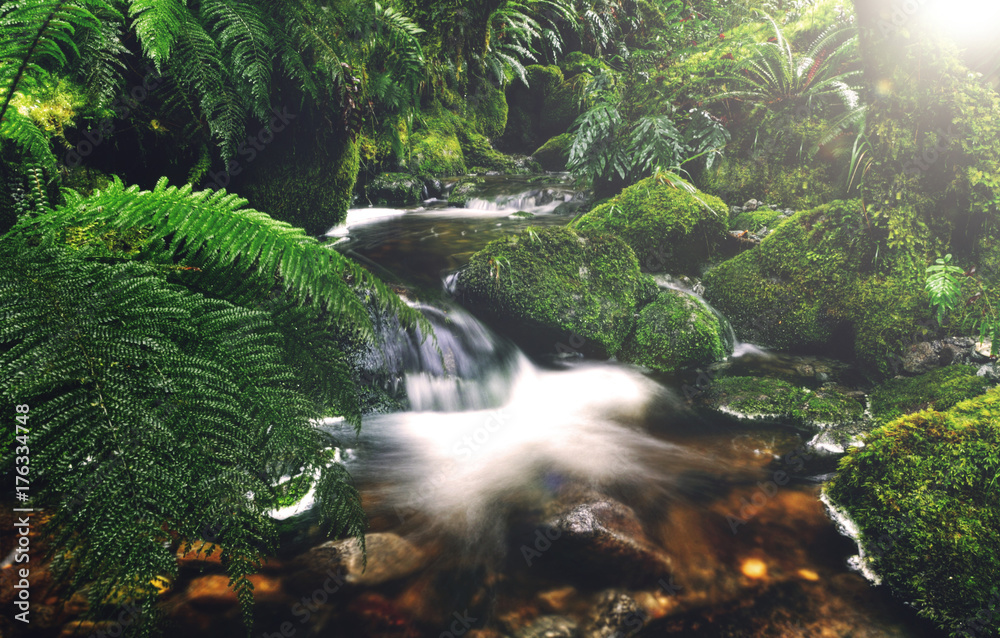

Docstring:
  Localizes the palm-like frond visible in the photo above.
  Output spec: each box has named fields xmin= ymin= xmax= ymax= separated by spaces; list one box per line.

xmin=10 ymin=177 xmax=423 ymax=339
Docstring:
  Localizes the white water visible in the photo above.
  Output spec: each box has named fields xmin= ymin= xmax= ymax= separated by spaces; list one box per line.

xmin=319 ymin=305 xmax=706 ymax=539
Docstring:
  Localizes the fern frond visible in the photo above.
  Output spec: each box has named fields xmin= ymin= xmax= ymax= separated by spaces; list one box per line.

xmin=9 ymin=178 xmax=424 ymax=338
xmin=0 ymin=107 xmax=57 ymax=169
xmin=201 ymin=0 xmax=274 ymax=120
xmin=0 ymin=0 xmax=107 ymax=124
xmin=128 ymin=0 xmax=187 ymax=71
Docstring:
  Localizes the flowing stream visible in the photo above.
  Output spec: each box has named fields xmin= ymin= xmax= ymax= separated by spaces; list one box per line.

xmin=180 ymin=176 xmax=947 ymax=638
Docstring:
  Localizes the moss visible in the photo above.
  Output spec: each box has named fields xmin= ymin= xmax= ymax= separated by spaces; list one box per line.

xmin=827 ymin=390 xmax=1000 ymax=636
xmin=532 ymin=133 xmax=573 ymax=172
xmin=457 ymin=127 xmax=515 ymax=173
xmin=703 ymin=200 xmax=932 ymax=372
xmin=559 ymin=51 xmax=605 ymax=79
xmin=241 ymin=134 xmax=359 ymax=235
xmin=365 ymin=172 xmax=423 ymax=207
xmin=620 ymin=289 xmax=732 ymax=372
xmin=705 ymin=376 xmax=864 ymax=426
xmin=572 ymin=175 xmax=729 ymax=275
xmin=470 ymin=82 xmax=508 ymax=140
xmin=455 ymin=226 xmax=651 ymax=357
xmin=700 ymin=156 xmax=838 ymax=212
xmin=730 ymin=208 xmax=787 ymax=232
xmin=869 ymin=365 xmax=993 ymax=428
xmin=410 ymin=107 xmax=467 ymax=176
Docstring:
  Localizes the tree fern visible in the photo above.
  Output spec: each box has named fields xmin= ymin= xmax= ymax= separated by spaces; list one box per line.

xmin=1 ymin=177 xmax=428 ymax=633
xmin=9 ymin=177 xmax=424 ymax=341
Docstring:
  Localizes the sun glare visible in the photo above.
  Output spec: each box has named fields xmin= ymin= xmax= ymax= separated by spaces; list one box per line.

xmin=923 ymin=0 xmax=1000 ymax=42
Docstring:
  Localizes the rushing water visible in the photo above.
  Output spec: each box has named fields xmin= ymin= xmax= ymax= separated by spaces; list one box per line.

xmin=168 ymin=176 xmax=946 ymax=638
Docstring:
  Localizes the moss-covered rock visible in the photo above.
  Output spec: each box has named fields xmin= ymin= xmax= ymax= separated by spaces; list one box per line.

xmin=730 ymin=207 xmax=788 ymax=232
xmin=827 ymin=389 xmax=1000 ymax=637
xmin=458 ymin=127 xmax=516 ymax=173
xmin=454 ymin=226 xmax=655 ymax=357
xmin=571 ymin=176 xmax=729 ymax=275
xmin=241 ymin=133 xmax=359 ymax=235
xmin=620 ymin=289 xmax=732 ymax=372
xmin=869 ymin=365 xmax=992 ymax=428
xmin=365 ymin=172 xmax=424 ymax=207
xmin=703 ymin=200 xmax=931 ymax=373
xmin=703 ymin=376 xmax=864 ymax=428
xmin=409 ymin=107 xmax=467 ymax=176
xmin=447 ymin=176 xmax=484 ymax=207
xmin=532 ymin=133 xmax=573 ymax=172
xmin=469 ymin=82 xmax=508 ymax=140
xmin=559 ymin=51 xmax=605 ymax=79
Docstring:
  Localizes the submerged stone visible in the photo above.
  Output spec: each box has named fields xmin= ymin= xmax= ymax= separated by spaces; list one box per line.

xmin=700 ymin=376 xmax=864 ymax=431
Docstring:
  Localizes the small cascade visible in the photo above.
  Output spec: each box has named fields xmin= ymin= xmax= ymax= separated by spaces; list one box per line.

xmin=464 ymin=186 xmax=584 ymax=215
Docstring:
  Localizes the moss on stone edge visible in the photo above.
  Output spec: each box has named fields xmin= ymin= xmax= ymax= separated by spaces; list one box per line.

xmin=827 ymin=390 xmax=1000 ymax=637
xmin=571 ymin=176 xmax=729 ymax=275
xmin=455 ymin=226 xmax=653 ymax=357
xmin=869 ymin=365 xmax=992 ymax=428
xmin=410 ymin=107 xmax=467 ymax=176
xmin=730 ymin=208 xmax=786 ymax=232
xmin=705 ymin=376 xmax=864 ymax=427
xmin=620 ymin=289 xmax=732 ymax=372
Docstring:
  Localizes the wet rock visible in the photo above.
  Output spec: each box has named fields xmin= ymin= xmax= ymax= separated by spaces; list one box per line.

xmin=902 ymin=341 xmax=938 ymax=374
xmin=515 ymin=615 xmax=579 ymax=638
xmin=700 ymin=376 xmax=864 ymax=431
xmin=185 ymin=573 xmax=283 ymax=608
xmin=187 ymin=574 xmax=237 ymax=607
xmin=742 ymin=199 xmax=761 ymax=211
xmin=290 ymin=532 xmax=427 ymax=590
xmin=366 ymin=172 xmax=424 ymax=207
xmin=583 ymin=590 xmax=646 ymax=638
xmin=538 ymin=495 xmax=673 ymax=583
xmin=448 ymin=177 xmax=485 ymax=207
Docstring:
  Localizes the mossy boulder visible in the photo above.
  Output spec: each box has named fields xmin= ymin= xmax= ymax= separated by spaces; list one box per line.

xmin=619 ymin=290 xmax=732 ymax=372
xmin=409 ymin=107 xmax=466 ymax=176
xmin=559 ymin=51 xmax=605 ymax=79
xmin=469 ymin=82 xmax=509 ymax=140
xmin=702 ymin=376 xmax=864 ymax=429
xmin=365 ymin=172 xmax=423 ymax=207
xmin=869 ymin=365 xmax=992 ymax=428
xmin=532 ymin=133 xmax=573 ymax=172
xmin=572 ymin=176 xmax=729 ymax=275
xmin=703 ymin=200 xmax=931 ymax=373
xmin=458 ymin=128 xmax=516 ymax=173
xmin=447 ymin=177 xmax=484 ymax=208
xmin=240 ymin=133 xmax=359 ymax=236
xmin=827 ymin=389 xmax=1000 ymax=637
xmin=454 ymin=227 xmax=656 ymax=357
